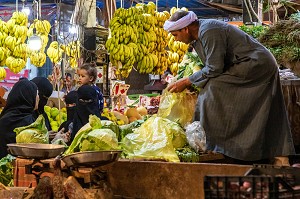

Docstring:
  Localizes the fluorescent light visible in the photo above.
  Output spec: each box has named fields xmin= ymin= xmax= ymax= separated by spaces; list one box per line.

xmin=22 ymin=7 xmax=30 ymax=15
xmin=28 ymin=34 xmax=42 ymax=51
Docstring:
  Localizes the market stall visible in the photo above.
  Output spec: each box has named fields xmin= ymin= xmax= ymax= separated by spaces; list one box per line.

xmin=1 ymin=1 xmax=300 ymax=198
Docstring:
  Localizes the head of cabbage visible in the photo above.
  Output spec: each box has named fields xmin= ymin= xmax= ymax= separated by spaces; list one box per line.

xmin=64 ymin=115 xmax=120 ymax=155
xmin=80 ymin=129 xmax=119 ymax=151
xmin=14 ymin=115 xmax=48 ymax=144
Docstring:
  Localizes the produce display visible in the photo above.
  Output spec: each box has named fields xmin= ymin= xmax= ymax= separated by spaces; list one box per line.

xmin=28 ymin=19 xmax=51 ymax=67
xmin=46 ymin=41 xmax=64 ymax=64
xmin=0 ymin=12 xmax=29 ymax=74
xmin=0 ymin=155 xmax=14 ymax=186
xmin=63 ymin=40 xmax=81 ymax=68
xmin=259 ymin=19 xmax=300 ymax=66
xmin=44 ymin=106 xmax=67 ymax=132
xmin=0 ymin=11 xmax=55 ymax=73
xmin=101 ymin=106 xmax=148 ymax=125
xmin=177 ymin=52 xmax=203 ymax=79
xmin=167 ymin=32 xmax=189 ymax=75
xmin=106 ymin=2 xmax=189 ymax=78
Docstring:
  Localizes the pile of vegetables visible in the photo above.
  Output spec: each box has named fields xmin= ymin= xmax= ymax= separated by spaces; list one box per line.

xmin=0 ymin=155 xmax=14 ymax=186
xmin=239 ymin=25 xmax=268 ymax=39
xmin=61 ymin=114 xmax=206 ymax=163
xmin=64 ymin=115 xmax=120 ymax=155
xmin=259 ymin=19 xmax=300 ymax=65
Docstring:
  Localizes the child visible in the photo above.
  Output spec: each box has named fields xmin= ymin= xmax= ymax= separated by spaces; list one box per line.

xmin=77 ymin=62 xmax=104 ymax=113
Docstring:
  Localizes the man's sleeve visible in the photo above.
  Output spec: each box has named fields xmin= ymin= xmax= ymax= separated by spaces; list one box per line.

xmin=189 ymin=27 xmax=227 ymax=88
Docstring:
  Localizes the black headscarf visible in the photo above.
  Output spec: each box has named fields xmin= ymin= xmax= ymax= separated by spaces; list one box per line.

xmin=31 ymin=77 xmax=53 ymax=130
xmin=71 ymin=85 xmax=100 ymax=141
xmin=58 ymin=91 xmax=78 ymax=133
xmin=0 ymin=79 xmax=38 ymax=159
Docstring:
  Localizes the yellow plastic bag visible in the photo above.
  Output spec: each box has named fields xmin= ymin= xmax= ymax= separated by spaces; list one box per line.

xmin=122 ymin=116 xmax=187 ymax=162
xmin=157 ymin=89 xmax=197 ymax=127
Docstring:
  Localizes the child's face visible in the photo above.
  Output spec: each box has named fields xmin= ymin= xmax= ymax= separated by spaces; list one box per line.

xmin=77 ymin=69 xmax=93 ymax=85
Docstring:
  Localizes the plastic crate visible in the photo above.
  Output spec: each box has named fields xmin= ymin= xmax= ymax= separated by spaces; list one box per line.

xmin=204 ymin=175 xmax=300 ymax=199
xmin=245 ymin=165 xmax=300 ymax=187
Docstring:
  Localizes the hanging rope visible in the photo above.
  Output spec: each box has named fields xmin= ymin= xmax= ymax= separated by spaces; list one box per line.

xmin=156 ymin=0 xmax=158 ymax=11
xmin=177 ymin=0 xmax=178 ymax=8
xmin=16 ymin=0 xmax=18 ymax=11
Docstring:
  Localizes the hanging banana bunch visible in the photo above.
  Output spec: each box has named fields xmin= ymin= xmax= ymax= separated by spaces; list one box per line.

xmin=0 ymin=67 xmax=6 ymax=80
xmin=28 ymin=19 xmax=51 ymax=67
xmin=47 ymin=41 xmax=64 ymax=64
xmin=64 ymin=40 xmax=81 ymax=68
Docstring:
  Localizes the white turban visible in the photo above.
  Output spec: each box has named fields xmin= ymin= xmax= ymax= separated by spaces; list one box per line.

xmin=163 ymin=11 xmax=198 ymax=32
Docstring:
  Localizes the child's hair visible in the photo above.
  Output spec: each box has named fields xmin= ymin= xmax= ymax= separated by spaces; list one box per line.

xmin=78 ymin=62 xmax=98 ymax=84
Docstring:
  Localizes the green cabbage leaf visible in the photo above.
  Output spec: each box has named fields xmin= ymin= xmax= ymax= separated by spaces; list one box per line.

xmin=14 ymin=115 xmax=48 ymax=144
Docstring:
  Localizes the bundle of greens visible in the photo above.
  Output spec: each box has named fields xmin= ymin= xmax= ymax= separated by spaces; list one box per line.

xmin=239 ymin=25 xmax=268 ymax=39
xmin=259 ymin=19 xmax=300 ymax=65
xmin=177 ymin=52 xmax=203 ymax=80
xmin=0 ymin=155 xmax=15 ymax=186
xmin=14 ymin=115 xmax=48 ymax=144
xmin=176 ymin=146 xmax=201 ymax=163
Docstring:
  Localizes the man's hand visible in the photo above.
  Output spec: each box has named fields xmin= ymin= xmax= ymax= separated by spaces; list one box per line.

xmin=167 ymin=77 xmax=192 ymax=93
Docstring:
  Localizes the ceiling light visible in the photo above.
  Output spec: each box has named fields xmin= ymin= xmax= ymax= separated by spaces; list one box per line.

xmin=28 ymin=34 xmax=42 ymax=51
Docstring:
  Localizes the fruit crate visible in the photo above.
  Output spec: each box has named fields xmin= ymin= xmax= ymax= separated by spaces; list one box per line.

xmin=204 ymin=175 xmax=300 ymax=199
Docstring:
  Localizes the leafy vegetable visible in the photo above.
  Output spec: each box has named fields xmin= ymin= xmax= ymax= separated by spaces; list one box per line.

xmin=90 ymin=115 xmax=102 ymax=130
xmin=64 ymin=115 xmax=119 ymax=155
xmin=121 ymin=116 xmax=187 ymax=162
xmin=101 ymin=120 xmax=120 ymax=141
xmin=176 ymin=146 xmax=201 ymax=162
xmin=80 ymin=129 xmax=119 ymax=151
xmin=259 ymin=19 xmax=300 ymax=65
xmin=119 ymin=119 xmax=145 ymax=141
xmin=177 ymin=52 xmax=203 ymax=80
xmin=158 ymin=89 xmax=197 ymax=127
xmin=63 ymin=123 xmax=91 ymax=155
xmin=239 ymin=25 xmax=268 ymax=39
xmin=14 ymin=115 xmax=48 ymax=144
xmin=0 ymin=155 xmax=15 ymax=186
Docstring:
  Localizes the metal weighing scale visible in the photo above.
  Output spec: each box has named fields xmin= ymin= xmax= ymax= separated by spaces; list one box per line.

xmin=7 ymin=143 xmax=65 ymax=184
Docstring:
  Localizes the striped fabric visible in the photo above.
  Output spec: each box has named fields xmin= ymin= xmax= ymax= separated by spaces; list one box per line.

xmin=189 ymin=19 xmax=295 ymax=161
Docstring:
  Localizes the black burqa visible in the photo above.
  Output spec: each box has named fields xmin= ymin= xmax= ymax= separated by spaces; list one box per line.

xmin=58 ymin=91 xmax=78 ymax=133
xmin=71 ymin=85 xmax=100 ymax=141
xmin=31 ymin=77 xmax=53 ymax=131
xmin=0 ymin=79 xmax=38 ymax=159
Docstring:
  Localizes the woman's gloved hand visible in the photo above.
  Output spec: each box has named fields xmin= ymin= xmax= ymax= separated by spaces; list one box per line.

xmin=167 ymin=77 xmax=192 ymax=93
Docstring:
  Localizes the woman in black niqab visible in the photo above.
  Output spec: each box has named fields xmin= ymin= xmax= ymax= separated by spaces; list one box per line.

xmin=71 ymin=85 xmax=100 ymax=141
xmin=58 ymin=90 xmax=78 ymax=133
xmin=0 ymin=78 xmax=38 ymax=159
xmin=31 ymin=77 xmax=53 ymax=131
